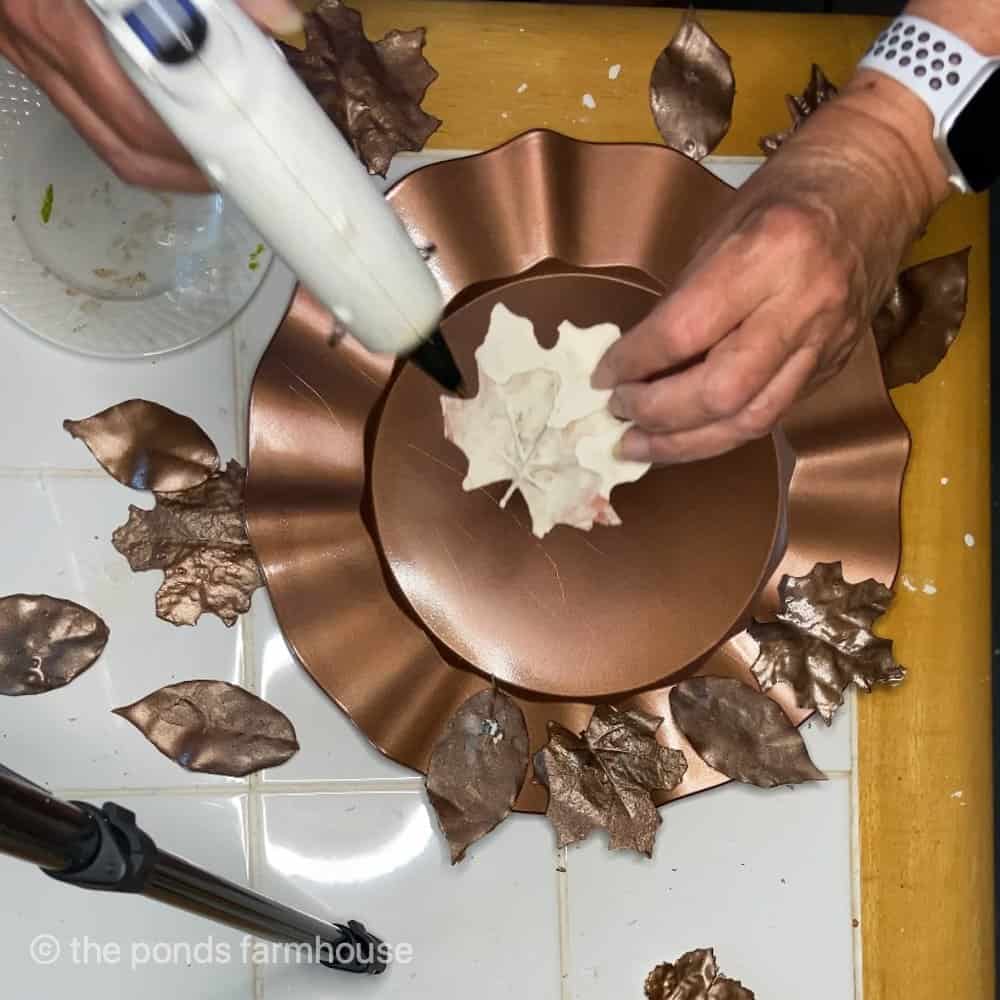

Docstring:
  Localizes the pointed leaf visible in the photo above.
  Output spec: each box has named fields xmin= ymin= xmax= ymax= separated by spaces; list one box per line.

xmin=670 ymin=676 xmax=825 ymax=787
xmin=114 ymin=680 xmax=299 ymax=776
xmin=426 ymin=686 xmax=530 ymax=863
xmin=874 ymin=248 xmax=971 ymax=388
xmin=759 ymin=64 xmax=839 ymax=156
xmin=64 ymin=399 xmax=219 ymax=492
xmin=533 ymin=705 xmax=687 ymax=856
xmin=646 ymin=948 xmax=755 ymax=1000
xmin=112 ymin=460 xmax=263 ymax=627
xmin=650 ymin=11 xmax=735 ymax=161
xmin=282 ymin=1 xmax=441 ymax=176
xmin=441 ymin=303 xmax=650 ymax=539
xmin=0 ymin=595 xmax=109 ymax=696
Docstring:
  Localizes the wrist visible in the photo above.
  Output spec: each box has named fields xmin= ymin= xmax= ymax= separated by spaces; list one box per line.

xmin=838 ymin=69 xmax=951 ymax=210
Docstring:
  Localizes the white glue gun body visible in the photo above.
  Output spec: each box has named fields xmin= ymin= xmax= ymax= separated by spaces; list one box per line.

xmin=85 ymin=0 xmax=444 ymax=358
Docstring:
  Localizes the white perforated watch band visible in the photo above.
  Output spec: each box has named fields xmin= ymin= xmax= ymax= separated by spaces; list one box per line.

xmin=858 ymin=15 xmax=998 ymax=192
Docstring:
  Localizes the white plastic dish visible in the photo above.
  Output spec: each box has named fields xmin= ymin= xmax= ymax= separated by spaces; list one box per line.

xmin=0 ymin=62 xmax=270 ymax=358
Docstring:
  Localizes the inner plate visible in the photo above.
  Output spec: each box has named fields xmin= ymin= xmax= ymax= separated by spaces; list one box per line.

xmin=372 ymin=272 xmax=782 ymax=697
xmin=0 ymin=62 xmax=269 ymax=357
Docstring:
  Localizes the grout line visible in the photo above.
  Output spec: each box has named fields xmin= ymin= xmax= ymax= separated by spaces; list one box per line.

xmin=0 ymin=467 xmax=108 ymax=478
xmin=47 ymin=778 xmax=425 ymax=799
xmin=230 ymin=326 xmax=249 ymax=464
xmin=557 ymin=844 xmax=571 ymax=1000
xmin=849 ymin=689 xmax=864 ymax=1000
xmin=247 ymin=778 xmax=265 ymax=1000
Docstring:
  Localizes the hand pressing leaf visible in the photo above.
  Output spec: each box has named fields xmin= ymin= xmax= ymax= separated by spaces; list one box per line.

xmin=426 ymin=686 xmax=530 ymax=863
xmin=650 ymin=11 xmax=735 ymax=161
xmin=646 ymin=948 xmax=755 ymax=1000
xmin=670 ymin=676 xmax=825 ymax=787
xmin=114 ymin=680 xmax=299 ymax=777
xmin=0 ymin=595 xmax=109 ymax=696
xmin=281 ymin=0 xmax=441 ymax=176
xmin=748 ymin=561 xmax=906 ymax=724
xmin=441 ymin=303 xmax=650 ymax=539
xmin=533 ymin=705 xmax=687 ymax=857
xmin=112 ymin=461 xmax=263 ymax=627
xmin=874 ymin=248 xmax=971 ymax=389
xmin=64 ymin=399 xmax=219 ymax=492
xmin=759 ymin=64 xmax=839 ymax=156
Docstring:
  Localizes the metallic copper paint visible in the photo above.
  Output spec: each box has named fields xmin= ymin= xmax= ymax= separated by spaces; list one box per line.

xmin=245 ymin=131 xmax=909 ymax=812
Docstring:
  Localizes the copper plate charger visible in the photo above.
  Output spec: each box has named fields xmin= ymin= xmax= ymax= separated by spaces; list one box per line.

xmin=246 ymin=131 xmax=909 ymax=811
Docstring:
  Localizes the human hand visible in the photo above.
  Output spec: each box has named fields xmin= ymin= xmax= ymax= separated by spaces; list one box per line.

xmin=593 ymin=72 xmax=952 ymax=464
xmin=0 ymin=0 xmax=303 ymax=191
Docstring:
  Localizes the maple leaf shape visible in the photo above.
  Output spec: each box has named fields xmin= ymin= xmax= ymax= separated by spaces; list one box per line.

xmin=282 ymin=0 xmax=441 ymax=176
xmin=112 ymin=461 xmax=263 ymax=627
xmin=441 ymin=303 xmax=651 ymax=539
xmin=425 ymin=686 xmax=530 ymax=863
xmin=874 ymin=248 xmax=971 ymax=389
xmin=748 ymin=561 xmax=906 ymax=725
xmin=759 ymin=64 xmax=839 ymax=156
xmin=645 ymin=948 xmax=755 ymax=1000
xmin=533 ymin=705 xmax=687 ymax=857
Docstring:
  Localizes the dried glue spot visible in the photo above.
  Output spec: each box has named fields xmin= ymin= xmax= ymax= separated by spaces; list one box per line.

xmin=923 ymin=582 xmax=938 ymax=596
xmin=582 ymin=93 xmax=597 ymax=109
xmin=940 ymin=476 xmax=950 ymax=485
xmin=608 ymin=63 xmax=622 ymax=80
xmin=964 ymin=533 xmax=975 ymax=548
xmin=900 ymin=575 xmax=917 ymax=592
xmin=517 ymin=82 xmax=528 ymax=93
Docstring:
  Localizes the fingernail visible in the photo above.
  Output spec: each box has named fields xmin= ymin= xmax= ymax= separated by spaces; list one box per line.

xmin=591 ymin=365 xmax=614 ymax=391
xmin=608 ymin=390 xmax=628 ymax=420
xmin=617 ymin=431 xmax=650 ymax=463
xmin=242 ymin=0 xmax=304 ymax=35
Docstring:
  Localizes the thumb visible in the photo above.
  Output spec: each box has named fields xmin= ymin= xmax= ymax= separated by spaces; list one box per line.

xmin=238 ymin=0 xmax=304 ymax=37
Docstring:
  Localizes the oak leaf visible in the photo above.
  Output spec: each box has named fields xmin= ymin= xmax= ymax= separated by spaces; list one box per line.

xmin=748 ymin=561 xmax=906 ymax=724
xmin=645 ymin=948 xmax=755 ymax=1000
xmin=114 ymin=680 xmax=298 ymax=777
xmin=650 ymin=11 xmax=735 ymax=161
xmin=759 ymin=64 xmax=839 ymax=156
xmin=441 ymin=303 xmax=650 ymax=539
xmin=112 ymin=461 xmax=263 ymax=627
xmin=533 ymin=705 xmax=687 ymax=857
xmin=282 ymin=0 xmax=441 ymax=176
xmin=426 ymin=686 xmax=530 ymax=863
xmin=670 ymin=676 xmax=825 ymax=787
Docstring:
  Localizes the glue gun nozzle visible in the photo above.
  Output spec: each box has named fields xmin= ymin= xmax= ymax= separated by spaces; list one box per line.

xmin=408 ymin=329 xmax=464 ymax=395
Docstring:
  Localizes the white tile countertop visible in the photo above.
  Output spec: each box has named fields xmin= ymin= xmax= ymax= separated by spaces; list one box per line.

xmin=0 ymin=153 xmax=860 ymax=999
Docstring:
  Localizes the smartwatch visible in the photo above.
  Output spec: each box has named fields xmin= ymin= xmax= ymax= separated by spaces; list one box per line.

xmin=858 ymin=14 xmax=1000 ymax=193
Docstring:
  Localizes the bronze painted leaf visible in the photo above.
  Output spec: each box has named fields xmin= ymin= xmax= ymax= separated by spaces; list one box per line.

xmin=748 ymin=561 xmax=906 ymax=724
xmin=64 ymin=400 xmax=219 ymax=492
xmin=111 ymin=460 xmax=263 ymax=627
xmin=0 ymin=595 xmax=109 ymax=696
xmin=874 ymin=248 xmax=971 ymax=389
xmin=281 ymin=0 xmax=441 ymax=176
xmin=649 ymin=11 xmax=734 ymax=161
xmin=114 ymin=680 xmax=299 ymax=777
xmin=759 ymin=64 xmax=839 ymax=156
xmin=533 ymin=704 xmax=687 ymax=857
xmin=670 ymin=676 xmax=825 ymax=788
xmin=426 ymin=686 xmax=530 ymax=863
xmin=645 ymin=948 xmax=755 ymax=1000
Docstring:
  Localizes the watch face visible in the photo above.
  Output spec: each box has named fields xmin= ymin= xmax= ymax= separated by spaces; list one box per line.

xmin=946 ymin=65 xmax=1000 ymax=192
